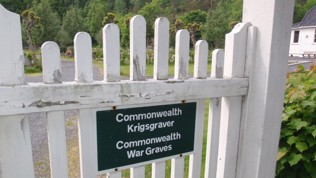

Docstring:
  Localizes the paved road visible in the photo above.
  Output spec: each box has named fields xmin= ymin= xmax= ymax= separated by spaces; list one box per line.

xmin=26 ymin=60 xmax=103 ymax=82
xmin=27 ymin=60 xmax=102 ymax=177
xmin=288 ymin=56 xmax=315 ymax=72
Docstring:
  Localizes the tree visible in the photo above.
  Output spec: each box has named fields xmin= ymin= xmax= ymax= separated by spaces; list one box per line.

xmin=114 ymin=0 xmax=127 ymax=14
xmin=187 ymin=23 xmax=200 ymax=46
xmin=105 ymin=0 xmax=115 ymax=11
xmin=138 ymin=0 xmax=172 ymax=46
xmin=57 ymin=6 xmax=85 ymax=49
xmin=21 ymin=9 xmax=40 ymax=60
xmin=49 ymin=0 xmax=86 ymax=17
xmin=85 ymin=0 xmax=109 ymax=41
xmin=102 ymin=12 xmax=118 ymax=25
xmin=293 ymin=0 xmax=316 ymax=23
xmin=178 ymin=10 xmax=207 ymax=46
xmin=130 ymin=0 xmax=148 ymax=13
xmin=0 ymin=0 xmax=30 ymax=14
xmin=174 ymin=19 xmax=185 ymax=31
xmin=117 ymin=14 xmax=132 ymax=48
xmin=180 ymin=9 xmax=207 ymax=25
xmin=202 ymin=0 xmax=242 ymax=48
xmin=32 ymin=0 xmax=61 ymax=46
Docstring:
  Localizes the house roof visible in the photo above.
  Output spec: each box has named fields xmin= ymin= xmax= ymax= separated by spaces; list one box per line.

xmin=293 ymin=6 xmax=316 ymax=28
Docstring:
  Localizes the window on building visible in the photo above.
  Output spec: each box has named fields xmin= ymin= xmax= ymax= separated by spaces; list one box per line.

xmin=314 ymin=29 xmax=316 ymax=43
xmin=293 ymin=30 xmax=299 ymax=43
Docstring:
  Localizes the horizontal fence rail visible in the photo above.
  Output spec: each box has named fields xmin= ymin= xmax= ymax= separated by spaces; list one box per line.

xmin=0 ymin=4 xmax=251 ymax=178
xmin=0 ymin=78 xmax=248 ymax=116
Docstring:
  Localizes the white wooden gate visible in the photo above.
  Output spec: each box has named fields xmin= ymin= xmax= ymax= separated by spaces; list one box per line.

xmin=0 ymin=1 xmax=294 ymax=178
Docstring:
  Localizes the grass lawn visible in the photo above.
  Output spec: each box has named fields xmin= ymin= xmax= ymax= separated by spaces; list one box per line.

xmin=24 ymin=55 xmax=212 ymax=78
xmin=94 ymin=61 xmax=211 ymax=78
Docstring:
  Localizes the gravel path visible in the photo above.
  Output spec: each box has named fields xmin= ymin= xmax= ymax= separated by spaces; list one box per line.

xmin=27 ymin=60 xmax=102 ymax=177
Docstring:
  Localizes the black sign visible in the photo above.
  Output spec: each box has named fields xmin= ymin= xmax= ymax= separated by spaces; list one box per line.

xmin=96 ymin=102 xmax=196 ymax=171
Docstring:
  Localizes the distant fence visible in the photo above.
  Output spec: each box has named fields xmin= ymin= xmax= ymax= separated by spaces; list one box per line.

xmin=0 ymin=1 xmax=295 ymax=178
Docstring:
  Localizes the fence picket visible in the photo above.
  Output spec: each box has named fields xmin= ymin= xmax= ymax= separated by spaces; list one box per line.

xmin=103 ymin=23 xmax=122 ymax=178
xmin=42 ymin=42 xmax=68 ymax=177
xmin=170 ymin=29 xmax=190 ymax=178
xmin=130 ymin=15 xmax=146 ymax=81
xmin=106 ymin=172 xmax=121 ymax=178
xmin=171 ymin=156 xmax=184 ymax=178
xmin=130 ymin=15 xmax=147 ymax=177
xmin=204 ymin=49 xmax=224 ymax=178
xmin=189 ymin=100 xmax=205 ymax=178
xmin=188 ymin=41 xmax=208 ymax=178
xmin=151 ymin=17 xmax=170 ymax=178
xmin=211 ymin=49 xmax=224 ymax=79
xmin=0 ymin=115 xmax=34 ymax=178
xmin=193 ymin=40 xmax=208 ymax=79
xmin=74 ymin=32 xmax=93 ymax=83
xmin=131 ymin=166 xmax=145 ymax=178
xmin=0 ymin=5 xmax=34 ymax=178
xmin=154 ymin=17 xmax=169 ymax=80
xmin=174 ymin=30 xmax=190 ymax=80
xmin=0 ymin=4 xmax=25 ymax=85
xmin=216 ymin=23 xmax=250 ymax=178
xmin=47 ymin=111 xmax=68 ymax=178
xmin=78 ymin=109 xmax=96 ymax=178
xmin=152 ymin=162 xmax=166 ymax=178
xmin=42 ymin=42 xmax=62 ymax=83
xmin=103 ymin=24 xmax=120 ymax=82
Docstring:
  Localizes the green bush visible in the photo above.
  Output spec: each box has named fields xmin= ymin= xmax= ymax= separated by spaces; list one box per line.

xmin=24 ymin=50 xmax=42 ymax=73
xmin=92 ymin=47 xmax=103 ymax=61
xmin=276 ymin=64 xmax=316 ymax=178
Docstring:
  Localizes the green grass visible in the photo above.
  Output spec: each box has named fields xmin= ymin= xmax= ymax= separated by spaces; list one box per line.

xmin=25 ymin=72 xmax=42 ymax=76
xmin=94 ymin=61 xmax=211 ymax=78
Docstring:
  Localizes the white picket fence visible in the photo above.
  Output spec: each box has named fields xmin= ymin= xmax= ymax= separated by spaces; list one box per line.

xmin=0 ymin=1 xmax=295 ymax=178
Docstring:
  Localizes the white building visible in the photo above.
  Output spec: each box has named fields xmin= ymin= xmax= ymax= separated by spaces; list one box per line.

xmin=289 ymin=6 xmax=316 ymax=57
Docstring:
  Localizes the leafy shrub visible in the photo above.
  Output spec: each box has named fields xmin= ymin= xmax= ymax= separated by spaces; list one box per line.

xmin=276 ymin=64 xmax=316 ymax=178
xmin=24 ymin=65 xmax=42 ymax=73
xmin=24 ymin=50 xmax=42 ymax=73
xmin=92 ymin=47 xmax=103 ymax=61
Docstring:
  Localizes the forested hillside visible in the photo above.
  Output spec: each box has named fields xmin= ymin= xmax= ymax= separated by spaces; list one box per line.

xmin=0 ymin=0 xmax=315 ymax=51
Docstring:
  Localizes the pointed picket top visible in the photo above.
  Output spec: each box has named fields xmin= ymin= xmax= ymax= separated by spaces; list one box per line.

xmin=174 ymin=29 xmax=190 ymax=80
xmin=74 ymin=32 xmax=93 ymax=83
xmin=194 ymin=40 xmax=209 ymax=79
xmin=130 ymin=15 xmax=146 ymax=81
xmin=41 ymin=42 xmax=62 ymax=84
xmin=103 ymin=23 xmax=120 ymax=82
xmin=0 ymin=4 xmax=25 ymax=85
xmin=223 ymin=22 xmax=250 ymax=78
xmin=154 ymin=17 xmax=170 ymax=80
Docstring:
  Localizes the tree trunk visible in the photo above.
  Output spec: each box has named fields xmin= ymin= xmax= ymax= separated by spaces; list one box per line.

xmin=26 ymin=28 xmax=36 ymax=63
